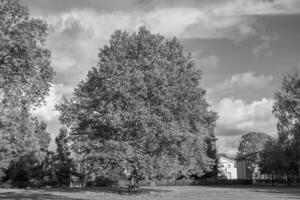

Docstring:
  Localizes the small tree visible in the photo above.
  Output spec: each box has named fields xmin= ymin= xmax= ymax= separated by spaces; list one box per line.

xmin=259 ymin=140 xmax=282 ymax=184
xmin=54 ymin=128 xmax=74 ymax=187
xmin=34 ymin=119 xmax=51 ymax=151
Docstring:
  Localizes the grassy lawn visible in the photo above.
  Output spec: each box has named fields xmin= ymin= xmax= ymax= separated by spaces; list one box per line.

xmin=0 ymin=186 xmax=300 ymax=200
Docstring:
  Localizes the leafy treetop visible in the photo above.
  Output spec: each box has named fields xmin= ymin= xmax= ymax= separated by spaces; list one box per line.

xmin=0 ymin=0 xmax=54 ymax=109
xmin=237 ymin=132 xmax=272 ymax=156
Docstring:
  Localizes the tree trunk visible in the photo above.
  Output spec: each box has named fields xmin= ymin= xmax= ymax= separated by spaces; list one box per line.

xmin=271 ymin=173 xmax=274 ymax=186
xmin=128 ymin=176 xmax=139 ymax=192
xmin=81 ymin=167 xmax=86 ymax=188
xmin=297 ymin=167 xmax=300 ymax=184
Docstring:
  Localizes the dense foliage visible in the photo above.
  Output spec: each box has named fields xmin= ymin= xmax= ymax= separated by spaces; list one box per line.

xmin=0 ymin=0 xmax=53 ymax=180
xmin=259 ymin=139 xmax=299 ymax=181
xmin=57 ymin=27 xmax=218 ymax=186
xmin=273 ymin=69 xmax=300 ymax=143
xmin=237 ymin=132 xmax=272 ymax=156
xmin=0 ymin=0 xmax=53 ymax=108
xmin=53 ymin=128 xmax=75 ymax=186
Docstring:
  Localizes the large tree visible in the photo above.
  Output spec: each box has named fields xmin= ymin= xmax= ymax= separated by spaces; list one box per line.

xmin=237 ymin=132 xmax=272 ymax=156
xmin=57 ymin=27 xmax=217 ymax=186
xmin=0 ymin=0 xmax=53 ymax=177
xmin=273 ymin=69 xmax=300 ymax=180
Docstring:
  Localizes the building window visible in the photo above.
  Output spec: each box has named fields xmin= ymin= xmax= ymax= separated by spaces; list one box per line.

xmin=228 ymin=164 xmax=230 ymax=168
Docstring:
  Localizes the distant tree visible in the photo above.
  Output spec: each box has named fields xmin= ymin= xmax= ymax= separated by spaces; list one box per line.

xmin=33 ymin=119 xmax=51 ymax=150
xmin=259 ymin=140 xmax=282 ymax=183
xmin=57 ymin=27 xmax=217 ymax=188
xmin=259 ymin=139 xmax=300 ymax=185
xmin=237 ymin=132 xmax=272 ymax=156
xmin=54 ymin=128 xmax=74 ymax=186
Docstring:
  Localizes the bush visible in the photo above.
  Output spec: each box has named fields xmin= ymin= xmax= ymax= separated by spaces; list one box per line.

xmin=193 ymin=179 xmax=253 ymax=185
xmin=94 ymin=176 xmax=118 ymax=187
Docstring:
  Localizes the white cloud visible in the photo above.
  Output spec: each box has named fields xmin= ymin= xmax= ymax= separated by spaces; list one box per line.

xmin=216 ymin=135 xmax=241 ymax=157
xmin=216 ymin=72 xmax=273 ymax=90
xmin=192 ymin=51 xmax=221 ymax=69
xmin=213 ymin=97 xmax=277 ymax=154
xmin=207 ymin=72 xmax=275 ymax=103
xmin=142 ymin=7 xmax=201 ymax=37
xmin=215 ymin=97 xmax=276 ymax=132
xmin=212 ymin=0 xmax=300 ymax=16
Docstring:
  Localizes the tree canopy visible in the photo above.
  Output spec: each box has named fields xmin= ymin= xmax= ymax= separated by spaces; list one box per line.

xmin=237 ymin=132 xmax=272 ymax=156
xmin=57 ymin=27 xmax=217 ymax=184
xmin=0 ymin=0 xmax=53 ymax=109
xmin=273 ymin=69 xmax=300 ymax=142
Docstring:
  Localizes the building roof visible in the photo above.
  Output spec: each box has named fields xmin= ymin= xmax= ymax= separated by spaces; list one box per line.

xmin=217 ymin=153 xmax=228 ymax=158
xmin=235 ymin=152 xmax=260 ymax=161
xmin=217 ymin=153 xmax=235 ymax=161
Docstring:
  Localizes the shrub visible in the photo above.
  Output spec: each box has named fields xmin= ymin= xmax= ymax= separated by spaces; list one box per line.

xmin=94 ymin=176 xmax=118 ymax=187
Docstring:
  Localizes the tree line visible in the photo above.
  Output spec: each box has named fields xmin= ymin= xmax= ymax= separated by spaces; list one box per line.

xmin=1 ymin=0 xmax=299 ymax=189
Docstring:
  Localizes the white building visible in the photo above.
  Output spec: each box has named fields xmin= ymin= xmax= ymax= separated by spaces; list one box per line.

xmin=218 ymin=154 xmax=237 ymax=179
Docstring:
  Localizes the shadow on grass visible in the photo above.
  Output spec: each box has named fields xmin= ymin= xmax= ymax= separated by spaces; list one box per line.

xmin=0 ymin=191 xmax=77 ymax=200
xmin=254 ymin=186 xmax=300 ymax=200
xmin=202 ymin=185 xmax=300 ymax=200
xmin=36 ymin=186 xmax=170 ymax=196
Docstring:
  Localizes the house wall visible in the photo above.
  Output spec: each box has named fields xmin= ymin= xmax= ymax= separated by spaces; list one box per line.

xmin=236 ymin=160 xmax=247 ymax=179
xmin=218 ymin=157 xmax=237 ymax=179
xmin=236 ymin=155 xmax=263 ymax=180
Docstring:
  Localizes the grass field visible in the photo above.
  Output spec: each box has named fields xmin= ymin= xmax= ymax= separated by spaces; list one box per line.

xmin=0 ymin=186 xmax=300 ymax=200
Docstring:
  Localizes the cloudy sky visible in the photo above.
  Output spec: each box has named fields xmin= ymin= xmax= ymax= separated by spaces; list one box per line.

xmin=25 ymin=0 xmax=300 ymax=155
